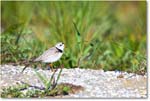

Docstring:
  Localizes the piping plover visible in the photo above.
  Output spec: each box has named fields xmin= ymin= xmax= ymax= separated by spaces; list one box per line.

xmin=34 ymin=42 xmax=64 ymax=63
xmin=22 ymin=42 xmax=64 ymax=72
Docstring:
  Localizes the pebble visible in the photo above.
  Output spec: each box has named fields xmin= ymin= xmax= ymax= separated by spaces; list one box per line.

xmin=0 ymin=65 xmax=147 ymax=98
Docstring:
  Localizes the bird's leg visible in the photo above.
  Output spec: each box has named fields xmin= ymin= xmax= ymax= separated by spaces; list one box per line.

xmin=49 ymin=63 xmax=54 ymax=72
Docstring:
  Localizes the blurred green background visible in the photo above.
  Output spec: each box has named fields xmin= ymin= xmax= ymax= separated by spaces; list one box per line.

xmin=1 ymin=1 xmax=147 ymax=73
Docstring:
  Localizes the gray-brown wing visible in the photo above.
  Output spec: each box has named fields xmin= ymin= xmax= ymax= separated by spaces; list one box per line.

xmin=34 ymin=47 xmax=58 ymax=62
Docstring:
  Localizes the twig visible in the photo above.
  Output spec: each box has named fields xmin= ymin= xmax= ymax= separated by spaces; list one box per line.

xmin=20 ymin=81 xmax=45 ymax=90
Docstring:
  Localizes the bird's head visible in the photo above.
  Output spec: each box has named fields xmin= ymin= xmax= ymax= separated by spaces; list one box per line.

xmin=55 ymin=42 xmax=64 ymax=51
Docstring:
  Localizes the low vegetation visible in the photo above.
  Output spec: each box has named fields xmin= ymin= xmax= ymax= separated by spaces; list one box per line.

xmin=1 ymin=83 xmax=83 ymax=98
xmin=1 ymin=1 xmax=146 ymax=73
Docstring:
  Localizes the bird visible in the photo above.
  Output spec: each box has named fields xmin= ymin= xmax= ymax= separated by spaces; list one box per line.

xmin=21 ymin=42 xmax=64 ymax=73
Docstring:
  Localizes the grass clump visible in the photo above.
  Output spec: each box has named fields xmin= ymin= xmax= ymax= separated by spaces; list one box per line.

xmin=34 ymin=65 xmax=63 ymax=91
xmin=1 ymin=1 xmax=147 ymax=73
xmin=1 ymin=84 xmax=28 ymax=98
xmin=1 ymin=83 xmax=83 ymax=98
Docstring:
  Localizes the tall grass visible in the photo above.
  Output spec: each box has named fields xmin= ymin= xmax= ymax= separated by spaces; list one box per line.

xmin=1 ymin=1 xmax=146 ymax=73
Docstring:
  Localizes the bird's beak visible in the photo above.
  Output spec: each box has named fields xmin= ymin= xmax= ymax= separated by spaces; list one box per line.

xmin=64 ymin=45 xmax=67 ymax=49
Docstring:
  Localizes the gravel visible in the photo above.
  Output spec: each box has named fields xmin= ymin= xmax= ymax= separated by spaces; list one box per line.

xmin=0 ymin=65 xmax=147 ymax=98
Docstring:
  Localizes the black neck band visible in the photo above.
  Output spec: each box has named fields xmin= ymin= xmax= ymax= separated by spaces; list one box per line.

xmin=56 ymin=47 xmax=63 ymax=53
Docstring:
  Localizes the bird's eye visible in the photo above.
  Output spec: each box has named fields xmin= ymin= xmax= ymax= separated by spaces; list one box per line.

xmin=60 ymin=44 xmax=62 ymax=46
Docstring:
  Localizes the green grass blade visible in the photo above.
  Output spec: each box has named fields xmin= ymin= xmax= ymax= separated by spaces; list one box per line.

xmin=56 ymin=67 xmax=63 ymax=84
xmin=34 ymin=70 xmax=47 ymax=88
